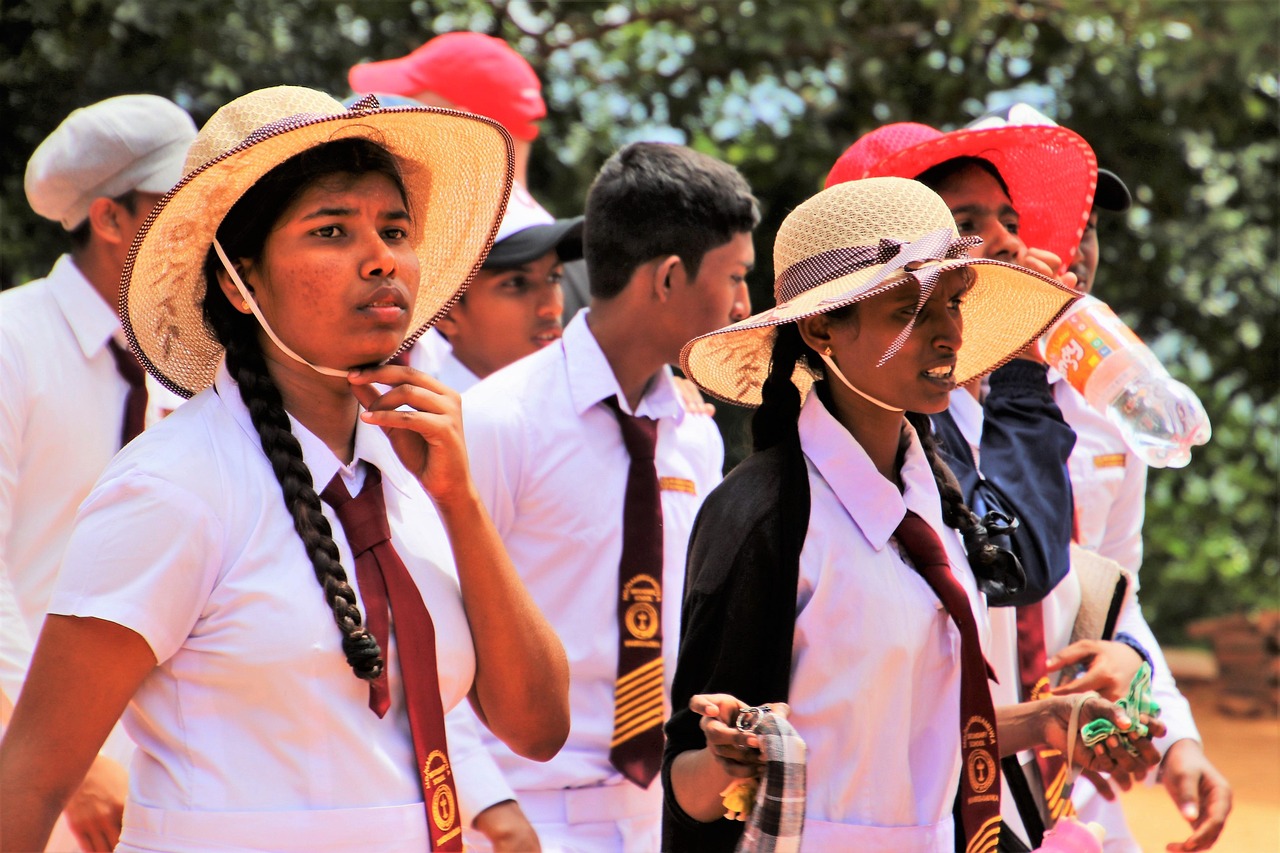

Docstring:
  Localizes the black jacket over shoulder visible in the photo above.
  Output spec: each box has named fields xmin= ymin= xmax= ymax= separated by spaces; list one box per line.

xmin=661 ymin=439 xmax=811 ymax=853
xmin=932 ymin=360 xmax=1077 ymax=607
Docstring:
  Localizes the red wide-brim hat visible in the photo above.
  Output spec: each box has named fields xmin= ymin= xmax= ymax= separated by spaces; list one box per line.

xmin=826 ymin=122 xmax=1097 ymax=271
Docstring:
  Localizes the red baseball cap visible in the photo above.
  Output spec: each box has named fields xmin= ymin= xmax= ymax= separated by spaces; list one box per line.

xmin=826 ymin=121 xmax=1097 ymax=270
xmin=349 ymin=32 xmax=545 ymax=141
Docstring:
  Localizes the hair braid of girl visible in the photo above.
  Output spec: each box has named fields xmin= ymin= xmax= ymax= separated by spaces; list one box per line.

xmin=905 ymin=411 xmax=1006 ymax=574
xmin=751 ymin=324 xmax=809 ymax=452
xmin=220 ymin=327 xmax=385 ymax=682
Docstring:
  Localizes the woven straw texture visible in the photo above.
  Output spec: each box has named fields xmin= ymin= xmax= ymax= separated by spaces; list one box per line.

xmin=121 ymin=86 xmax=513 ymax=397
xmin=680 ymin=177 xmax=1079 ymax=407
xmin=825 ymin=122 xmax=1097 ymax=270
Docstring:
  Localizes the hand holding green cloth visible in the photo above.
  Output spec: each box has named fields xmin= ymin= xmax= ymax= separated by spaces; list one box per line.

xmin=1080 ymin=662 xmax=1161 ymax=751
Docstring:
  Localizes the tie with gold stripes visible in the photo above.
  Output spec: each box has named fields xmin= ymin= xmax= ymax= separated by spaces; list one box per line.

xmin=603 ymin=396 xmax=665 ymax=789
xmin=895 ymin=511 xmax=1003 ymax=853
xmin=1017 ymin=602 xmax=1077 ymax=823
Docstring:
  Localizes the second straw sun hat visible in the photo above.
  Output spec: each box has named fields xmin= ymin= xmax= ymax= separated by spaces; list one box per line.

xmin=122 ymin=86 xmax=514 ymax=398
xmin=680 ymin=177 xmax=1080 ymax=406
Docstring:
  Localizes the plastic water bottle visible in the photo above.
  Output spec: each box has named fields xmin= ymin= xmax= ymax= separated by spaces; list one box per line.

xmin=1041 ymin=295 xmax=1211 ymax=468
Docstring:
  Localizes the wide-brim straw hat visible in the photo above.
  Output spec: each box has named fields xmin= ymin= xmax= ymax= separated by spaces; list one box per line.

xmin=680 ymin=177 xmax=1080 ymax=407
xmin=825 ymin=121 xmax=1096 ymax=270
xmin=122 ymin=85 xmax=513 ymax=397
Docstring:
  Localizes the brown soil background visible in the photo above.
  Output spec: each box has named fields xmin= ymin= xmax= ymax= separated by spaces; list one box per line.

xmin=1119 ymin=681 xmax=1279 ymax=852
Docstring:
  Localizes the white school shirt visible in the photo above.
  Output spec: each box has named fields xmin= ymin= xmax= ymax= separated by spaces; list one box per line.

xmin=405 ymin=327 xmax=453 ymax=377
xmin=462 ymin=310 xmax=723 ymax=797
xmin=436 ymin=350 xmax=482 ymax=394
xmin=0 ymin=256 xmax=180 ymax=655
xmin=1052 ymin=379 xmax=1200 ymax=851
xmin=48 ymin=362 xmax=482 ymax=852
xmin=787 ymin=392 xmax=990 ymax=852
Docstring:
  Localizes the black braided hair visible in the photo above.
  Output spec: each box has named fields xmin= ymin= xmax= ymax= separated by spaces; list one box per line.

xmin=750 ymin=324 xmax=808 ymax=453
xmin=199 ymin=138 xmax=407 ymax=682
xmin=905 ymin=411 xmax=1025 ymax=599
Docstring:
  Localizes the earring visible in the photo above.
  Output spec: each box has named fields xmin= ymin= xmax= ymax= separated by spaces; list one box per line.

xmin=823 ymin=346 xmax=834 ymax=357
xmin=240 ymin=300 xmax=251 ymax=312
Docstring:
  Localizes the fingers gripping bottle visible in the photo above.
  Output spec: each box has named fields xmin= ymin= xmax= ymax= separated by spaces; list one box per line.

xmin=1042 ymin=295 xmax=1211 ymax=468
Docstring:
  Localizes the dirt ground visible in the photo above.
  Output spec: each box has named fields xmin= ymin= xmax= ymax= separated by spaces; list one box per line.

xmin=1118 ymin=681 xmax=1279 ymax=852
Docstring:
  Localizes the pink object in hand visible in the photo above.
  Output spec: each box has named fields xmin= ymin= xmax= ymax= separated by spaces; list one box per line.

xmin=1034 ymin=818 xmax=1106 ymax=853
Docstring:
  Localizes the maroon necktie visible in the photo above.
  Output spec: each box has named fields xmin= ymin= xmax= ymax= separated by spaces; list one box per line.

xmin=106 ymin=339 xmax=147 ymax=447
xmin=1016 ymin=602 xmax=1076 ymax=822
xmin=602 ymin=395 xmax=665 ymax=789
xmin=895 ymin=510 xmax=1002 ymax=853
xmin=321 ymin=468 xmax=462 ymax=851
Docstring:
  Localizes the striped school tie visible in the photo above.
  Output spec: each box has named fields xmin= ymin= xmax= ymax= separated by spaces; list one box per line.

xmin=602 ymin=395 xmax=665 ymax=789
xmin=895 ymin=510 xmax=1003 ymax=853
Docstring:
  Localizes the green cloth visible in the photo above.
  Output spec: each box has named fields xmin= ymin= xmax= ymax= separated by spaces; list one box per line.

xmin=1080 ymin=662 xmax=1161 ymax=751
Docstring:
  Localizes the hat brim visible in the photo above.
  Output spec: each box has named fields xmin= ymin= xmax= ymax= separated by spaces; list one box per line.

xmin=482 ymin=217 xmax=583 ymax=268
xmin=680 ymin=257 xmax=1079 ymax=407
xmin=1095 ymin=169 xmax=1132 ymax=212
xmin=865 ymin=125 xmax=1097 ymax=269
xmin=122 ymin=105 xmax=513 ymax=398
xmin=349 ymin=57 xmax=424 ymax=98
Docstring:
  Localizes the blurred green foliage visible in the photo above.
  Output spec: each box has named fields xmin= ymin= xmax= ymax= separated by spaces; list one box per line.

xmin=1 ymin=0 xmax=1275 ymax=640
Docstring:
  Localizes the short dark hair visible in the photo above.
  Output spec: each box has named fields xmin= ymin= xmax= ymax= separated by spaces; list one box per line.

xmin=583 ymin=142 xmax=760 ymax=299
xmin=68 ymin=189 xmax=140 ymax=250
xmin=914 ymin=156 xmax=1013 ymax=203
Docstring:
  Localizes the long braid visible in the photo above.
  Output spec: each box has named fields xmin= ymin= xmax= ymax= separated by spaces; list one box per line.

xmin=906 ymin=410 xmax=1023 ymax=596
xmin=197 ymin=138 xmax=403 ymax=682
xmin=751 ymin=324 xmax=811 ymax=452
xmin=221 ymin=322 xmax=384 ymax=681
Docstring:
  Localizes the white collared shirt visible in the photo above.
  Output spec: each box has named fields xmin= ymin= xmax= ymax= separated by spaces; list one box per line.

xmin=461 ymin=310 xmax=723 ymax=795
xmin=47 ymin=362 xmax=483 ymax=845
xmin=788 ymin=392 xmax=989 ymax=843
xmin=405 ymin=327 xmax=453 ymax=378
xmin=0 ymin=256 xmax=180 ymax=770
xmin=435 ymin=350 xmax=481 ymax=394
xmin=955 ymin=384 xmax=1200 ymax=845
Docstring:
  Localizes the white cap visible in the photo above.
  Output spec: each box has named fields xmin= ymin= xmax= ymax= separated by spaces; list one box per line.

xmin=25 ymin=94 xmax=197 ymax=230
xmin=495 ymin=182 xmax=556 ymax=243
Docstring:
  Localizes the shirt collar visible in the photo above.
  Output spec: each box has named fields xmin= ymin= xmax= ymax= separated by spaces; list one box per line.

xmin=562 ymin=310 xmax=684 ymax=422
xmin=214 ymin=361 xmax=420 ymax=501
xmin=798 ymin=392 xmax=948 ymax=550
xmin=47 ymin=255 xmax=120 ymax=359
xmin=947 ymin=387 xmax=984 ymax=453
xmin=438 ymin=351 xmax=481 ymax=394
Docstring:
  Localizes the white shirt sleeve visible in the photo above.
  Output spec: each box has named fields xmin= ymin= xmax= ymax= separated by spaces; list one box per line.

xmin=49 ymin=472 xmax=225 ymax=664
xmin=0 ymin=327 xmax=25 ymax=624
xmin=0 ymin=566 xmax=33 ymax=712
xmin=445 ymin=703 xmax=516 ymax=826
xmin=1114 ymin=599 xmax=1201 ymax=752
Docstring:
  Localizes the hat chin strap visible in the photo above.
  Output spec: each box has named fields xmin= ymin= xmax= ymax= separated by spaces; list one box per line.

xmin=214 ymin=240 xmax=351 ymax=379
xmin=819 ymin=350 xmax=905 ymax=413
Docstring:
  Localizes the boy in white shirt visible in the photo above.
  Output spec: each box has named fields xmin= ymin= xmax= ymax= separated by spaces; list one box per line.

xmin=461 ymin=142 xmax=758 ymax=852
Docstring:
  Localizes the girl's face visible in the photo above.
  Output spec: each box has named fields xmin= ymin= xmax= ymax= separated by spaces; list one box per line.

xmin=934 ymin=165 xmax=1028 ymax=265
xmin=820 ymin=267 xmax=973 ymax=415
xmin=239 ymin=171 xmax=420 ymax=370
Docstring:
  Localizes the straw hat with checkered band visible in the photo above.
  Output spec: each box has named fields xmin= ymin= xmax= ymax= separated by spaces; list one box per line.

xmin=122 ymin=85 xmax=513 ymax=398
xmin=680 ymin=177 xmax=1081 ymax=407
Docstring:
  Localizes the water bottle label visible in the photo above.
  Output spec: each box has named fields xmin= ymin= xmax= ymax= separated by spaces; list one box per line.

xmin=1042 ymin=300 xmax=1144 ymax=397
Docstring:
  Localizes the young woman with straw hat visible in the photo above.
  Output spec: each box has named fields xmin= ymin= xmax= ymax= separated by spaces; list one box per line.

xmin=661 ymin=177 xmax=1165 ymax=852
xmin=827 ymin=117 xmax=1190 ymax=849
xmin=0 ymin=86 xmax=569 ymax=853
